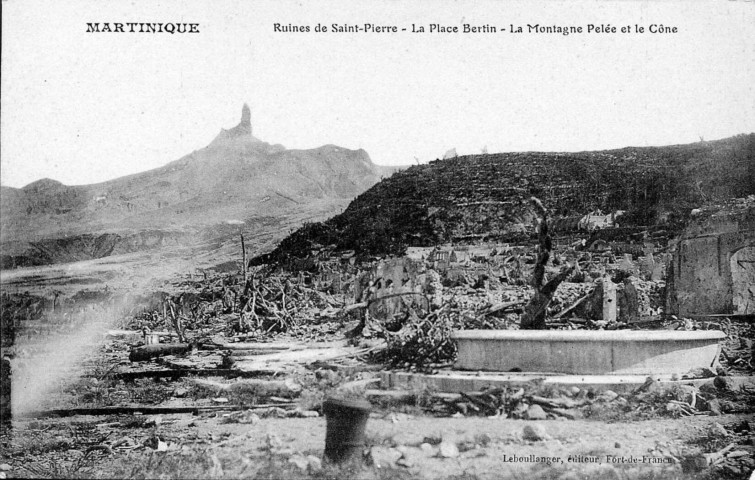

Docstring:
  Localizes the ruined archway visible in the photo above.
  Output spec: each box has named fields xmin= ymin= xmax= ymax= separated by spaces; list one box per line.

xmin=730 ymin=245 xmax=755 ymax=314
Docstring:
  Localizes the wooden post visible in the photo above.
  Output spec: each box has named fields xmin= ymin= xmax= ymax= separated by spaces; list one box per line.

xmin=602 ymin=276 xmax=617 ymax=322
xmin=1 ymin=357 xmax=10 ymax=426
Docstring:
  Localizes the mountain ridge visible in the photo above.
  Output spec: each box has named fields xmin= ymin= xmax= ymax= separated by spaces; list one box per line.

xmin=0 ymin=105 xmax=401 ymax=268
xmin=252 ymin=133 xmax=755 ymax=265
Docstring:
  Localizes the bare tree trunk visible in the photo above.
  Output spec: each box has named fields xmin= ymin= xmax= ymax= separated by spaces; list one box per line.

xmin=520 ymin=197 xmax=574 ymax=330
xmin=130 ymin=344 xmax=191 ymax=362
xmin=241 ymin=233 xmax=247 ymax=281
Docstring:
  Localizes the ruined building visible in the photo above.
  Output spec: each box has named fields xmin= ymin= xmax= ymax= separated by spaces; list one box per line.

xmin=667 ymin=197 xmax=755 ymax=316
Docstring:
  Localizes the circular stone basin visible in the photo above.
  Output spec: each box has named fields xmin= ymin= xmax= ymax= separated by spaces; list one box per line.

xmin=451 ymin=330 xmax=726 ymax=375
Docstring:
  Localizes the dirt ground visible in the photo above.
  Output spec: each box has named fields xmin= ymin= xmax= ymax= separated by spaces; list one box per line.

xmin=3 ymin=408 xmax=753 ymax=479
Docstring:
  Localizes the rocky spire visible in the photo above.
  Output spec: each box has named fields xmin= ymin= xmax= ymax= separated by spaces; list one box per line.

xmin=211 ymin=103 xmax=262 ymax=144
xmin=227 ymin=103 xmax=253 ymax=137
xmin=240 ymin=103 xmax=251 ymax=133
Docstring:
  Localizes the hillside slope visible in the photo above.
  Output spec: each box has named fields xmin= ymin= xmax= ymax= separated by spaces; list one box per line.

xmin=0 ymin=105 xmax=397 ymax=268
xmin=254 ymin=134 xmax=755 ymax=264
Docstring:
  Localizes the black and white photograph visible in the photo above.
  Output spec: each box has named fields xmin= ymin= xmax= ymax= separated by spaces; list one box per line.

xmin=1 ymin=1 xmax=754 ymax=478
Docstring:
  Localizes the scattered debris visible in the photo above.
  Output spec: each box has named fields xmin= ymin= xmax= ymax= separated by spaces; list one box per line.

xmin=522 ymin=424 xmax=550 ymax=441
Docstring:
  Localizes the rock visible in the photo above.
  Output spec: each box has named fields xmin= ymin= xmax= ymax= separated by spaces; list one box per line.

xmin=732 ymin=420 xmax=751 ymax=433
xmin=172 ymin=387 xmax=189 ymax=398
xmin=220 ymin=354 xmax=235 ymax=369
xmin=694 ymin=396 xmax=711 ymax=411
xmin=710 ymin=422 xmax=728 ymax=437
xmin=674 ymin=384 xmax=698 ymax=401
xmin=665 ymin=402 xmax=683 ymax=414
xmin=522 ymin=424 xmax=549 ymax=441
xmin=240 ymin=103 xmax=251 ymax=128
xmin=512 ymin=402 xmax=529 ymax=417
xmin=714 ymin=376 xmax=732 ymax=391
xmin=475 ymin=433 xmax=492 ymax=447
xmin=719 ymin=400 xmax=734 ymax=413
xmin=567 ymin=386 xmax=580 ymax=397
xmin=315 ymin=369 xmax=339 ymax=383
xmin=524 ymin=404 xmax=547 ymax=420
xmin=238 ymin=411 xmax=260 ymax=424
xmin=306 ymin=455 xmax=322 ymax=472
xmin=284 ymin=378 xmax=302 ymax=394
xmin=699 ymin=382 xmax=718 ymax=395
xmin=728 ymin=450 xmax=750 ymax=458
xmin=338 ymin=378 xmax=380 ymax=394
xmin=597 ymin=390 xmax=619 ymax=402
xmin=368 ymin=446 xmax=402 ymax=468
xmin=674 ymin=385 xmax=712 ymax=410
xmin=614 ymin=442 xmax=621 ymax=448
xmin=438 ymin=440 xmax=460 ymax=458
xmin=391 ymin=431 xmax=425 ymax=446
xmin=634 ymin=376 xmax=657 ymax=394
xmin=683 ymin=367 xmax=717 ymax=379
xmin=144 ymin=435 xmax=168 ymax=451
xmin=396 ymin=446 xmax=421 ymax=468
xmin=390 ymin=413 xmax=412 ymax=423
xmin=145 ymin=416 xmax=162 ymax=427
xmin=143 ymin=435 xmax=161 ymax=450
xmin=419 ymin=443 xmax=437 ymax=457
xmin=0 ymin=465 xmax=9 ymax=472
xmin=288 ymin=454 xmax=309 ymax=472
xmin=681 ymin=454 xmax=709 ymax=474
xmin=293 ymin=409 xmax=319 ymax=418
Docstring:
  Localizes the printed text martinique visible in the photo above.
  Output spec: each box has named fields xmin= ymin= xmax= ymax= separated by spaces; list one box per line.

xmin=86 ymin=23 xmax=199 ymax=33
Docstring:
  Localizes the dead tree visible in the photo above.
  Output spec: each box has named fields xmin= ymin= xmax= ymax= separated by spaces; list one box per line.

xmin=520 ymin=197 xmax=574 ymax=330
xmin=165 ymin=299 xmax=186 ymax=343
xmin=240 ymin=233 xmax=247 ymax=281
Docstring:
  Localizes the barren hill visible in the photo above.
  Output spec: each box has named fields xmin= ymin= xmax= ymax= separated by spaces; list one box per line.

xmin=0 ymin=105 xmax=396 ymax=268
xmin=254 ymin=134 xmax=755 ymax=264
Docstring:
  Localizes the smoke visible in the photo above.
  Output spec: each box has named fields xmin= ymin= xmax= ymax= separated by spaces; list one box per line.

xmin=8 ymin=274 xmax=168 ymax=418
xmin=10 ymin=302 xmax=119 ymax=417
xmin=6 ymin=249 xmax=216 ymax=419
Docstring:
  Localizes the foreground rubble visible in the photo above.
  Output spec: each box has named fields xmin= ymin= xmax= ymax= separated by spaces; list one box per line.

xmin=2 ymin=230 xmax=754 ymax=478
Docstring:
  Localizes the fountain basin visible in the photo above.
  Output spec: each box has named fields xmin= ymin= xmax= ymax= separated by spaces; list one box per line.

xmin=452 ymin=330 xmax=725 ymax=375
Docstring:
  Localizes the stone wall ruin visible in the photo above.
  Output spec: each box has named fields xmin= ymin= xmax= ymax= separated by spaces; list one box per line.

xmin=667 ymin=197 xmax=755 ymax=316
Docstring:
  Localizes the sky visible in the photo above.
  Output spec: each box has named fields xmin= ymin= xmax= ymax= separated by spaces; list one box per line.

xmin=1 ymin=0 xmax=753 ymax=188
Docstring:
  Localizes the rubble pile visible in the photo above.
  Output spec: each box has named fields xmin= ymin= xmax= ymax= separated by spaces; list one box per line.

xmin=417 ymin=374 xmax=755 ymax=423
xmin=236 ymin=275 xmax=344 ymax=334
xmin=719 ymin=320 xmax=755 ymax=375
xmin=120 ymin=270 xmax=353 ymax=342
